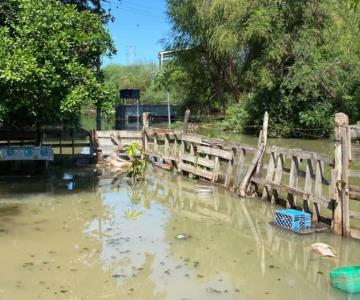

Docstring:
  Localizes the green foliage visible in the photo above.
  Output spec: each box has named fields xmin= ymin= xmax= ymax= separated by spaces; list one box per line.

xmin=0 ymin=0 xmax=115 ymax=130
xmin=126 ymin=143 xmax=147 ymax=182
xmin=170 ymin=120 xmax=183 ymax=129
xmin=164 ymin=0 xmax=360 ymax=137
xmin=350 ymin=0 xmax=359 ymax=9
xmin=224 ymin=103 xmax=250 ymax=133
xmin=103 ymin=63 xmax=169 ymax=104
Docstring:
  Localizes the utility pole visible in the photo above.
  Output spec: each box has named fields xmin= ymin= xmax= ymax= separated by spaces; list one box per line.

xmin=94 ymin=0 xmax=102 ymax=130
xmin=126 ymin=46 xmax=136 ymax=65
xmin=167 ymin=92 xmax=171 ymax=128
xmin=159 ymin=51 xmax=174 ymax=129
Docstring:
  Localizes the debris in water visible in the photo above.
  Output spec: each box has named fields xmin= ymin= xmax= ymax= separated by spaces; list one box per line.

xmin=206 ymin=287 xmax=222 ymax=294
xmin=311 ymin=243 xmax=336 ymax=257
xmin=175 ymin=234 xmax=190 ymax=240
xmin=112 ymin=274 xmax=126 ymax=278
xmin=194 ymin=186 xmax=214 ymax=194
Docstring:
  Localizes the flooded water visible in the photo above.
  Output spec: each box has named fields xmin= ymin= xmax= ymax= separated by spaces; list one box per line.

xmin=0 ymin=165 xmax=360 ymax=300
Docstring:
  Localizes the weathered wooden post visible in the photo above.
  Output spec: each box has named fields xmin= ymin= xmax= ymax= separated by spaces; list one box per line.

xmin=239 ymin=112 xmax=269 ymax=197
xmin=178 ymin=110 xmax=190 ymax=173
xmin=333 ymin=113 xmax=350 ymax=236
xmin=256 ymin=111 xmax=269 ymax=175
xmin=142 ymin=112 xmax=150 ymax=152
xmin=183 ymin=109 xmax=190 ymax=133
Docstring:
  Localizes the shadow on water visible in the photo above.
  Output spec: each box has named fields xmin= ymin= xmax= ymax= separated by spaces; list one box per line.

xmin=0 ymin=205 xmax=20 ymax=217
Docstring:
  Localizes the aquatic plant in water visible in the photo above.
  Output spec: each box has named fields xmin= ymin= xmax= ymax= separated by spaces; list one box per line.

xmin=125 ymin=143 xmax=147 ymax=182
xmin=123 ymin=209 xmax=144 ymax=221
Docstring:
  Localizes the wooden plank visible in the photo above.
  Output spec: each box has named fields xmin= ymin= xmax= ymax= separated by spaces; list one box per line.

xmin=96 ymin=130 xmax=142 ymax=139
xmin=236 ymin=145 xmax=257 ymax=153
xmin=303 ymin=159 xmax=314 ymax=212
xmin=350 ymin=228 xmax=360 ymax=239
xmin=234 ymin=148 xmax=245 ymax=191
xmin=269 ymin=182 xmax=330 ymax=208
xmin=212 ymin=156 xmax=220 ymax=183
xmin=287 ymin=156 xmax=300 ymax=208
xmin=349 ymin=210 xmax=360 ymax=220
xmin=350 ymin=170 xmax=360 ymax=177
xmin=268 ymin=146 xmax=334 ymax=166
xmin=178 ymin=162 xmax=214 ymax=180
xmin=224 ymin=149 xmax=235 ymax=187
xmin=350 ymin=185 xmax=360 ymax=193
xmin=313 ymin=160 xmax=323 ymax=225
xmin=349 ymin=190 xmax=360 ymax=201
xmin=165 ymin=134 xmax=170 ymax=157
xmin=350 ymin=125 xmax=360 ymax=141
xmin=178 ymin=140 xmax=185 ymax=173
xmin=151 ymin=160 xmax=172 ymax=171
xmin=42 ymin=143 xmax=90 ymax=148
xmin=349 ymin=205 xmax=360 ymax=220
xmin=110 ymin=133 xmax=123 ymax=148
xmin=352 ymin=147 xmax=360 ymax=160
xmin=181 ymin=153 xmax=215 ymax=169
xmin=182 ymin=134 xmax=203 ymax=145
xmin=262 ymin=152 xmax=276 ymax=201
xmin=197 ymin=145 xmax=233 ymax=160
xmin=145 ymin=128 xmax=181 ymax=138
xmin=271 ymin=153 xmax=284 ymax=203
xmin=239 ymin=143 xmax=265 ymax=197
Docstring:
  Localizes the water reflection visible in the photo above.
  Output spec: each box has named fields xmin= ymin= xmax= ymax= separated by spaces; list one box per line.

xmin=0 ymin=165 xmax=359 ymax=299
xmin=92 ymin=166 xmax=360 ymax=300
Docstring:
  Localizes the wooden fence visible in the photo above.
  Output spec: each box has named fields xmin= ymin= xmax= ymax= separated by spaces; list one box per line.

xmin=1 ymin=111 xmax=359 ymax=239
xmin=142 ymin=111 xmax=268 ymax=196
xmin=140 ymin=111 xmax=360 ymax=239
xmin=0 ymin=128 xmax=91 ymax=157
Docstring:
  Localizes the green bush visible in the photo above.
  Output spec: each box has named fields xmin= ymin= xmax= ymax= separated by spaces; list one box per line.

xmin=224 ymin=103 xmax=250 ymax=133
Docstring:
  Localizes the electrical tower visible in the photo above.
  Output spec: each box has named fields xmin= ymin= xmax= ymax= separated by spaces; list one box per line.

xmin=126 ymin=45 xmax=136 ymax=65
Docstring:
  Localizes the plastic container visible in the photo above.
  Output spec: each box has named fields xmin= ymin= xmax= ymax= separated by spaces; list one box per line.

xmin=330 ymin=266 xmax=360 ymax=293
xmin=273 ymin=209 xmax=311 ymax=232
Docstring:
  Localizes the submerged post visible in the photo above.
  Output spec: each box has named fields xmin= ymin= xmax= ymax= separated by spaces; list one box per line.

xmin=142 ymin=112 xmax=150 ymax=151
xmin=333 ymin=113 xmax=350 ymax=236
xmin=239 ymin=112 xmax=269 ymax=197
xmin=183 ymin=109 xmax=190 ymax=133
xmin=167 ymin=92 xmax=171 ymax=128
xmin=256 ymin=111 xmax=269 ymax=175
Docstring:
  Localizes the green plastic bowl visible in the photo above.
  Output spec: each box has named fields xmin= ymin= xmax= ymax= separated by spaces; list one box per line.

xmin=330 ymin=266 xmax=360 ymax=293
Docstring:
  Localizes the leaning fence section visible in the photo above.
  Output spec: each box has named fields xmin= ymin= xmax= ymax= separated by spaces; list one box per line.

xmin=142 ymin=112 xmax=268 ymax=196
xmin=139 ymin=111 xmax=360 ymax=240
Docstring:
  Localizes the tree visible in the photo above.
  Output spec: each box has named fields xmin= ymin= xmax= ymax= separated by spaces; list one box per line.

xmin=0 ymin=0 xmax=116 ymax=143
xmin=103 ymin=63 xmax=169 ymax=104
xmin=165 ymin=0 xmax=360 ymax=136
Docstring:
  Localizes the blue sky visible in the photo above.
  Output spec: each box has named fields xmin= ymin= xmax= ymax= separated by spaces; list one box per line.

xmin=102 ymin=0 xmax=171 ymax=66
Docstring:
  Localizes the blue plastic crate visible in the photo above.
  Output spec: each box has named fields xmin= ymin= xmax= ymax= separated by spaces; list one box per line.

xmin=274 ymin=209 xmax=311 ymax=232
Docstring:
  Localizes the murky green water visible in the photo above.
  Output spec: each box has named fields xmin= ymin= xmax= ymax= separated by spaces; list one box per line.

xmin=0 ymin=164 xmax=360 ymax=300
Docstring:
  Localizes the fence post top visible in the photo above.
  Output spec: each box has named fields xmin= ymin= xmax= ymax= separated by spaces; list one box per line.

xmin=335 ymin=113 xmax=349 ymax=125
